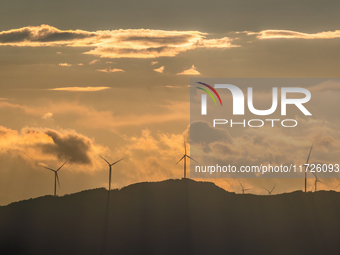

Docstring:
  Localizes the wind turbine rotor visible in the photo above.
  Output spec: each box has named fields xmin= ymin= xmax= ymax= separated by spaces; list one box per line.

xmin=100 ymin=155 xmax=111 ymax=165
xmin=311 ymin=182 xmax=316 ymax=191
xmin=57 ymin=160 xmax=68 ymax=171
xmin=111 ymin=158 xmax=124 ymax=166
xmin=261 ymin=187 xmax=270 ymax=194
xmin=186 ymin=155 xmax=199 ymax=164
xmin=42 ymin=166 xmax=56 ymax=172
xmin=175 ymin=155 xmax=185 ymax=165
xmin=306 ymin=144 xmax=313 ymax=165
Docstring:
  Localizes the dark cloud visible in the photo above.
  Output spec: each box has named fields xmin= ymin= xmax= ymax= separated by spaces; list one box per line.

xmin=120 ymin=34 xmax=196 ymax=45
xmin=0 ymin=28 xmax=31 ymax=43
xmin=0 ymin=25 xmax=95 ymax=44
xmin=40 ymin=130 xmax=93 ymax=165
xmin=188 ymin=121 xmax=233 ymax=145
xmin=34 ymin=31 xmax=95 ymax=42
xmin=96 ymin=46 xmax=172 ymax=54
xmin=210 ymin=142 xmax=234 ymax=155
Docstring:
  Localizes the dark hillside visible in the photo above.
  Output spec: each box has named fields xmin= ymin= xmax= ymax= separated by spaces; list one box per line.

xmin=0 ymin=179 xmax=340 ymax=255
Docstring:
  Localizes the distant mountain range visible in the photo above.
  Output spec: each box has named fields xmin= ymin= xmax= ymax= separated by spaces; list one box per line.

xmin=1 ymin=179 xmax=340 ymax=255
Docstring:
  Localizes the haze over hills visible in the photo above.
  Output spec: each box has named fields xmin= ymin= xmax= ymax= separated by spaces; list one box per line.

xmin=1 ymin=179 xmax=340 ymax=255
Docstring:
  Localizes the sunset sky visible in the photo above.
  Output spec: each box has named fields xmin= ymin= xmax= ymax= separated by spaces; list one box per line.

xmin=1 ymin=0 xmax=340 ymax=205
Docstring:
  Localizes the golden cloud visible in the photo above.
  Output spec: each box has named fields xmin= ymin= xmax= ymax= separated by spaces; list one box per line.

xmin=89 ymin=59 xmax=100 ymax=65
xmin=0 ymin=99 xmax=189 ymax=130
xmin=49 ymin=87 xmax=111 ymax=91
xmin=0 ymin=25 xmax=238 ymax=58
xmin=114 ymin=128 xmax=189 ymax=183
xmin=153 ymin=66 xmax=164 ymax=73
xmin=58 ymin=63 xmax=72 ymax=67
xmin=0 ymin=126 xmax=107 ymax=170
xmin=177 ymin=64 xmax=201 ymax=75
xmin=251 ymin=29 xmax=340 ymax=39
xmin=42 ymin=112 xmax=53 ymax=120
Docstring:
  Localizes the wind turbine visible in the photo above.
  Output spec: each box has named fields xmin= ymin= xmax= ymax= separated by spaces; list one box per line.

xmin=304 ymin=144 xmax=313 ymax=192
xmin=311 ymin=173 xmax=326 ymax=192
xmin=42 ymin=160 xmax=67 ymax=196
xmin=262 ymin=183 xmax=276 ymax=195
xmin=238 ymin=180 xmax=252 ymax=194
xmin=100 ymin=156 xmax=124 ymax=191
xmin=175 ymin=140 xmax=198 ymax=179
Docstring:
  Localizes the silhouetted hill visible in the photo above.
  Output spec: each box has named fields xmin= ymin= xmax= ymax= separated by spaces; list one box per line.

xmin=1 ymin=179 xmax=340 ymax=255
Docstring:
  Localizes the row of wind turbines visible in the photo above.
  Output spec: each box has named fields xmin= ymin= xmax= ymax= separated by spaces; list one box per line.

xmin=41 ymin=140 xmax=195 ymax=196
xmin=41 ymin=141 xmax=335 ymax=197
xmin=42 ymin=156 xmax=124 ymax=196
xmin=238 ymin=144 xmax=334 ymax=195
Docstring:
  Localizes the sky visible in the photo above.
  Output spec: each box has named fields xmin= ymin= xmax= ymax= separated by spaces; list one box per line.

xmin=1 ymin=0 xmax=340 ymax=205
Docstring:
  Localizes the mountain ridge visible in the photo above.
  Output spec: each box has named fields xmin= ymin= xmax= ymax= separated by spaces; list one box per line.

xmin=1 ymin=178 xmax=339 ymax=255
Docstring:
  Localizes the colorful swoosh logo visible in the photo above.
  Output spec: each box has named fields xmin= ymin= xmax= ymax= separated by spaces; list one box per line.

xmin=196 ymin=82 xmax=223 ymax=106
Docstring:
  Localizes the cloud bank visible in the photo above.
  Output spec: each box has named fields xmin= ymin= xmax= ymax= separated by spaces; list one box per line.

xmin=249 ymin=29 xmax=340 ymax=39
xmin=0 ymin=25 xmax=237 ymax=58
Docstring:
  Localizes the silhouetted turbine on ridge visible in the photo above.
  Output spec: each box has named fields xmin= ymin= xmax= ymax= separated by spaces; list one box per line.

xmin=100 ymin=156 xmax=124 ymax=191
xmin=42 ymin=160 xmax=67 ymax=196
xmin=238 ymin=180 xmax=252 ymax=194
xmin=175 ymin=140 xmax=198 ymax=179
xmin=262 ymin=183 xmax=276 ymax=195
xmin=311 ymin=172 xmax=326 ymax=192
xmin=304 ymin=144 xmax=313 ymax=192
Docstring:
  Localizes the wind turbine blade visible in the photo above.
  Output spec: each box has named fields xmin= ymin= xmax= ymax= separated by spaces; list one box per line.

xmin=238 ymin=180 xmax=244 ymax=189
xmin=311 ymin=171 xmax=317 ymax=179
xmin=318 ymin=179 xmax=327 ymax=186
xmin=42 ymin=166 xmax=55 ymax=172
xmin=306 ymin=144 xmax=313 ymax=164
xmin=100 ymin=155 xmax=111 ymax=165
xmin=261 ymin=187 xmax=270 ymax=193
xmin=310 ymin=183 xmax=315 ymax=191
xmin=184 ymin=140 xmax=187 ymax=155
xmin=336 ymin=183 xmax=340 ymax=189
xmin=271 ymin=183 xmax=276 ymax=193
xmin=175 ymin=156 xmax=185 ymax=165
xmin=244 ymin=188 xmax=252 ymax=191
xmin=57 ymin=160 xmax=68 ymax=171
xmin=111 ymin=158 xmax=124 ymax=166
xmin=186 ymin=155 xmax=199 ymax=164
xmin=56 ymin=173 xmax=61 ymax=189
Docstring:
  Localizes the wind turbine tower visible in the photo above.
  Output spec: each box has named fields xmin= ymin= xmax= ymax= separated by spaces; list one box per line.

xmin=305 ymin=144 xmax=313 ymax=192
xmin=100 ymin=156 xmax=124 ymax=191
xmin=311 ymin=173 xmax=325 ymax=192
xmin=42 ymin=160 xmax=67 ymax=196
xmin=175 ymin=140 xmax=198 ymax=178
